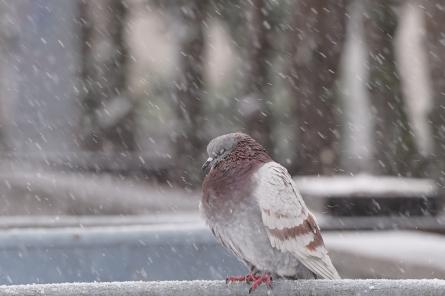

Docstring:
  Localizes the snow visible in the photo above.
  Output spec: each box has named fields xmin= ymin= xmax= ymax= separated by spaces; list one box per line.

xmin=295 ymin=175 xmax=437 ymax=199
xmin=0 ymin=161 xmax=436 ymax=217
xmin=326 ymin=231 xmax=445 ymax=272
xmin=0 ymin=162 xmax=198 ymax=215
xmin=325 ymin=231 xmax=445 ymax=278
xmin=0 ymin=214 xmax=201 ymax=229
xmin=0 ymin=279 xmax=443 ymax=296
xmin=0 ymin=1 xmax=442 ymax=288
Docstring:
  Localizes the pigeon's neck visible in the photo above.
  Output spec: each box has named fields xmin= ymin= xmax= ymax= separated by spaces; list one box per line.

xmin=213 ymin=140 xmax=271 ymax=184
xmin=202 ymin=140 xmax=272 ymax=204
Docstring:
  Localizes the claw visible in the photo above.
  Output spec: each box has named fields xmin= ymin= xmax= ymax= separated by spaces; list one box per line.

xmin=248 ymin=273 xmax=272 ymax=293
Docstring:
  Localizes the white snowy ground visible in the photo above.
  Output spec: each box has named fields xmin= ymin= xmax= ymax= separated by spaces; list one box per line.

xmin=0 ymin=164 xmax=442 ymax=232
xmin=0 ymin=163 xmax=439 ymax=215
xmin=0 ymin=163 xmax=199 ymax=216
xmin=0 ymin=279 xmax=444 ymax=296
xmin=326 ymin=231 xmax=445 ymax=279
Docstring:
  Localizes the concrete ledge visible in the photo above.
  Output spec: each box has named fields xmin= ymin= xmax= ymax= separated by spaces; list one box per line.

xmin=0 ymin=280 xmax=444 ymax=296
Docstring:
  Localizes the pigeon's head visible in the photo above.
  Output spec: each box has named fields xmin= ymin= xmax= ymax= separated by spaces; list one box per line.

xmin=202 ymin=132 xmax=252 ymax=176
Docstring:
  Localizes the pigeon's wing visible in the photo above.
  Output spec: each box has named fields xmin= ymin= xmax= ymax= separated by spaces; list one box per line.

xmin=253 ymin=162 xmax=340 ymax=279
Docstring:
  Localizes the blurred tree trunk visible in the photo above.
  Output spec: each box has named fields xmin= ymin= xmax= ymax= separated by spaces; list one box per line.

xmin=172 ymin=0 xmax=207 ymax=185
xmin=0 ymin=1 xmax=20 ymax=151
xmin=288 ymin=0 xmax=347 ymax=175
xmin=364 ymin=0 xmax=420 ymax=177
xmin=240 ymin=0 xmax=273 ymax=151
xmin=424 ymin=0 xmax=445 ymax=186
xmin=211 ymin=0 xmax=273 ymax=151
xmin=79 ymin=0 xmax=135 ymax=152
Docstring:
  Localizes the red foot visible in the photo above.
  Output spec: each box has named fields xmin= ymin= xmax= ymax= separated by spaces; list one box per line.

xmin=248 ymin=273 xmax=272 ymax=294
xmin=225 ymin=273 xmax=272 ymax=293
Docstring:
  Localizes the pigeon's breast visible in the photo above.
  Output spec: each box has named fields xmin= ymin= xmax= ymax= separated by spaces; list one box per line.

xmin=201 ymin=158 xmax=261 ymax=219
xmin=202 ymin=162 xmax=311 ymax=278
xmin=208 ymin=191 xmax=308 ymax=277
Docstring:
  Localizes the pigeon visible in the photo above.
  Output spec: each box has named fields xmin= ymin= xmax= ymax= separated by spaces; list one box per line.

xmin=201 ymin=132 xmax=340 ymax=293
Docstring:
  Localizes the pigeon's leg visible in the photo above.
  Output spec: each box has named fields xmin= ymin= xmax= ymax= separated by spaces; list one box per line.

xmin=248 ymin=273 xmax=272 ymax=293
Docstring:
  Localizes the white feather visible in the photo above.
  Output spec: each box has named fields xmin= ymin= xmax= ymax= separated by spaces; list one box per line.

xmin=253 ymin=162 xmax=341 ymax=280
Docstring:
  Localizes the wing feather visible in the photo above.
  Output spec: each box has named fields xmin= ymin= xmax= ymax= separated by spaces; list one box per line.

xmin=254 ymin=162 xmax=340 ymax=279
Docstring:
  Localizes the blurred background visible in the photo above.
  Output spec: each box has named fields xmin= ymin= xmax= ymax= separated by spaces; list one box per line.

xmin=0 ymin=0 xmax=445 ymax=285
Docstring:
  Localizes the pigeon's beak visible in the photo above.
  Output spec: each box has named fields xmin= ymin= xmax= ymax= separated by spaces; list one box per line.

xmin=202 ymin=157 xmax=213 ymax=176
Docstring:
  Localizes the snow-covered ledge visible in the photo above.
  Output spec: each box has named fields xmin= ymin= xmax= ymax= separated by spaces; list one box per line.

xmin=0 ymin=280 xmax=444 ymax=296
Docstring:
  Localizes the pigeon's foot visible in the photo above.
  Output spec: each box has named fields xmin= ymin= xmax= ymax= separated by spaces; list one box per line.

xmin=248 ymin=273 xmax=272 ymax=294
xmin=226 ymin=273 xmax=272 ymax=293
